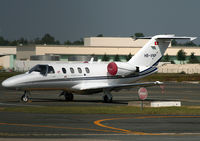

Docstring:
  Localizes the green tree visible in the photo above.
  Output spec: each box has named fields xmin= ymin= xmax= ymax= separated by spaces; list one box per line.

xmin=184 ymin=41 xmax=197 ymax=46
xmin=96 ymin=34 xmax=103 ymax=37
xmin=114 ymin=54 xmax=120 ymax=61
xmin=102 ymin=54 xmax=110 ymax=61
xmin=41 ymin=33 xmax=56 ymax=45
xmin=163 ymin=54 xmax=170 ymax=62
xmin=9 ymin=40 xmax=18 ymax=46
xmin=177 ymin=49 xmax=187 ymax=64
xmin=18 ymin=37 xmax=28 ymax=45
xmin=73 ymin=40 xmax=84 ymax=45
xmin=34 ymin=37 xmax=42 ymax=44
xmin=55 ymin=40 xmax=60 ymax=45
xmin=126 ymin=53 xmax=132 ymax=61
xmin=134 ymin=33 xmax=144 ymax=37
xmin=189 ymin=52 xmax=199 ymax=63
xmin=0 ymin=36 xmax=9 ymax=45
xmin=64 ymin=40 xmax=72 ymax=45
xmin=171 ymin=39 xmax=177 ymax=46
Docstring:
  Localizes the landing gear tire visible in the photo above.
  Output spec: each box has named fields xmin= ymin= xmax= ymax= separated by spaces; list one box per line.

xmin=103 ymin=89 xmax=113 ymax=103
xmin=21 ymin=91 xmax=31 ymax=103
xmin=103 ymin=95 xmax=113 ymax=103
xmin=64 ymin=92 xmax=74 ymax=101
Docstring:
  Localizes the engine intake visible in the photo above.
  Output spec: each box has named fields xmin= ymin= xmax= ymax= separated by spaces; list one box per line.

xmin=107 ymin=62 xmax=118 ymax=76
xmin=107 ymin=62 xmax=138 ymax=76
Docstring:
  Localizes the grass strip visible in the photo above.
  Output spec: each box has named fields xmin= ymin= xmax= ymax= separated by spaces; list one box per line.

xmin=142 ymin=73 xmax=200 ymax=82
xmin=0 ymin=106 xmax=200 ymax=115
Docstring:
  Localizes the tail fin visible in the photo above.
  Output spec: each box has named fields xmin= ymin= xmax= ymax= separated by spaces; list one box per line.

xmin=128 ymin=34 xmax=196 ymax=67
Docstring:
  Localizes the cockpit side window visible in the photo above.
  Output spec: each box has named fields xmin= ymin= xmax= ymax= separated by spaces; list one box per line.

xmin=40 ymin=65 xmax=48 ymax=75
xmin=29 ymin=65 xmax=40 ymax=73
xmin=29 ymin=64 xmax=48 ymax=76
xmin=48 ymin=66 xmax=55 ymax=74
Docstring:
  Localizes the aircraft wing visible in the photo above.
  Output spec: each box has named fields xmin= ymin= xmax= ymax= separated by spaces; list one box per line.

xmin=72 ymin=81 xmax=163 ymax=91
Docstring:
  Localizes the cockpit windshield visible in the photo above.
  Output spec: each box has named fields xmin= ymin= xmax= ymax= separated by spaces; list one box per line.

xmin=29 ymin=65 xmax=48 ymax=75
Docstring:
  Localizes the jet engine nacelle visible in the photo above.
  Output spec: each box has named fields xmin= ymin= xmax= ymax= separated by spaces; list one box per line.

xmin=107 ymin=62 xmax=139 ymax=76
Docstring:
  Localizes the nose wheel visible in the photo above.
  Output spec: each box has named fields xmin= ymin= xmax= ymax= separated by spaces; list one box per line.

xmin=21 ymin=91 xmax=31 ymax=103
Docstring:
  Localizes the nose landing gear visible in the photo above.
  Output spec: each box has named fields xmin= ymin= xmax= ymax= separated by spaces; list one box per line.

xmin=21 ymin=90 xmax=32 ymax=103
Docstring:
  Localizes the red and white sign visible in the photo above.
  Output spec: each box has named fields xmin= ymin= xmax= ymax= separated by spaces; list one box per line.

xmin=154 ymin=41 xmax=159 ymax=45
xmin=138 ymin=87 xmax=148 ymax=100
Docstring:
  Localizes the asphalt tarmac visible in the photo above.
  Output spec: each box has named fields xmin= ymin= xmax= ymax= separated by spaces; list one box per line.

xmin=0 ymin=112 xmax=200 ymax=140
xmin=0 ymin=82 xmax=200 ymax=140
xmin=0 ymin=82 xmax=200 ymax=107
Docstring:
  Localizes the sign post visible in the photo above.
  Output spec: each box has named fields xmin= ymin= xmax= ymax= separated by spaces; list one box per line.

xmin=160 ymin=85 xmax=165 ymax=94
xmin=138 ymin=87 xmax=148 ymax=110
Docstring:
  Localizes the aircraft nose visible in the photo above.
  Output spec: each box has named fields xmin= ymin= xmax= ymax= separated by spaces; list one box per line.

xmin=2 ymin=78 xmax=15 ymax=88
xmin=2 ymin=74 xmax=28 ymax=89
xmin=2 ymin=79 xmax=11 ymax=88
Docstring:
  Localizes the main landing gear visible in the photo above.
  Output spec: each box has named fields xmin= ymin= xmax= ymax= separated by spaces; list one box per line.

xmin=103 ymin=90 xmax=113 ymax=103
xmin=60 ymin=91 xmax=74 ymax=101
xmin=21 ymin=90 xmax=32 ymax=103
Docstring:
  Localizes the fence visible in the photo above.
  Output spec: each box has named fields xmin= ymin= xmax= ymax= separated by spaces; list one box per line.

xmin=158 ymin=64 xmax=200 ymax=74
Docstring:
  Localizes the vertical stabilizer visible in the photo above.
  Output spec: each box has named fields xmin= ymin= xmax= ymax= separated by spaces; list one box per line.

xmin=128 ymin=35 xmax=196 ymax=67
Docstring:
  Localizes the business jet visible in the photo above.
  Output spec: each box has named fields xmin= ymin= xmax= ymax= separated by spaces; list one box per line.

xmin=2 ymin=35 xmax=196 ymax=103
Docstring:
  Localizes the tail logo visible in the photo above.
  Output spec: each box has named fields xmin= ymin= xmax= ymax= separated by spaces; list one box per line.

xmin=154 ymin=41 xmax=159 ymax=45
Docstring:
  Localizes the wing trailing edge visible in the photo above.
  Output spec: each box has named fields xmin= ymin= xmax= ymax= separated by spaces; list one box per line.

xmin=72 ymin=81 xmax=163 ymax=91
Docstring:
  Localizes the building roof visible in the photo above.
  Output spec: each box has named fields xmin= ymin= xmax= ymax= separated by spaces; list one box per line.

xmin=84 ymin=37 xmax=149 ymax=47
xmin=0 ymin=46 xmax=16 ymax=55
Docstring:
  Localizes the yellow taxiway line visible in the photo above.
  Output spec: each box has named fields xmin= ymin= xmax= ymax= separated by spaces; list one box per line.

xmin=94 ymin=115 xmax=200 ymax=136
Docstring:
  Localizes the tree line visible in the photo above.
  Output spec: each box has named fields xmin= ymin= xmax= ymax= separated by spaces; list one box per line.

xmin=163 ymin=50 xmax=200 ymax=64
xmin=101 ymin=53 xmax=132 ymax=62
xmin=0 ymin=33 xmax=84 ymax=46
xmin=102 ymin=50 xmax=200 ymax=63
xmin=0 ymin=33 xmax=145 ymax=46
xmin=0 ymin=32 xmax=198 ymax=46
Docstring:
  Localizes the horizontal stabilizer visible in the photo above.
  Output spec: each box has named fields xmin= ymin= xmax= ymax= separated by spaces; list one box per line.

xmin=135 ymin=35 xmax=196 ymax=41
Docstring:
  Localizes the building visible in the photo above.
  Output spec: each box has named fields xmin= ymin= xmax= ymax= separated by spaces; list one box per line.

xmin=16 ymin=37 xmax=150 ymax=62
xmin=0 ymin=37 xmax=200 ymax=70
xmin=0 ymin=46 xmax=16 ymax=69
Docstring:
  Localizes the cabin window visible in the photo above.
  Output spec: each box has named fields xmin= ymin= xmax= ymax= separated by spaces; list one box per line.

xmin=48 ymin=66 xmax=55 ymax=74
xmin=85 ymin=67 xmax=90 ymax=73
xmin=70 ymin=68 xmax=74 ymax=73
xmin=62 ymin=68 xmax=66 ymax=74
xmin=77 ymin=67 xmax=82 ymax=73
